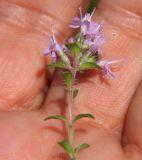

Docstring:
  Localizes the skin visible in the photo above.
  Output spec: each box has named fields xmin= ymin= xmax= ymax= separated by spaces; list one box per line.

xmin=0 ymin=0 xmax=141 ymax=159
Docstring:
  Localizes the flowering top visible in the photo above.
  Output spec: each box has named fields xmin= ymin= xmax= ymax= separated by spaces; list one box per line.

xmin=69 ymin=8 xmax=94 ymax=35
xmin=69 ymin=9 xmax=105 ymax=53
xmin=44 ymin=9 xmax=118 ymax=78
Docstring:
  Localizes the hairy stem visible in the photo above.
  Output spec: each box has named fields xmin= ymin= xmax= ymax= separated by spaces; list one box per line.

xmin=67 ymin=70 xmax=77 ymax=160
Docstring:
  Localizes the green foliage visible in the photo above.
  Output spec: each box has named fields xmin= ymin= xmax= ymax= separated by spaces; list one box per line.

xmin=75 ymin=33 xmax=84 ymax=45
xmin=48 ymin=60 xmax=67 ymax=69
xmin=87 ymin=55 xmax=96 ymax=63
xmin=80 ymin=62 xmax=101 ymax=70
xmin=87 ymin=0 xmax=97 ymax=14
xmin=44 ymin=115 xmax=67 ymax=123
xmin=81 ymin=54 xmax=96 ymax=63
xmin=58 ymin=140 xmax=74 ymax=158
xmin=72 ymin=113 xmax=95 ymax=124
xmin=63 ymin=72 xmax=73 ymax=88
xmin=68 ymin=43 xmax=81 ymax=55
xmin=73 ymin=89 xmax=78 ymax=99
xmin=74 ymin=143 xmax=90 ymax=153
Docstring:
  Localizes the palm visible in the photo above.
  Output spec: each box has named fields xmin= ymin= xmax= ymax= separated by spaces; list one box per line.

xmin=0 ymin=0 xmax=142 ymax=159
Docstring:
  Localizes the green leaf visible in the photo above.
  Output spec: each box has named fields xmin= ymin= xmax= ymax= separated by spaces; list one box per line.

xmin=72 ymin=114 xmax=95 ymax=124
xmin=75 ymin=33 xmax=84 ymax=45
xmin=73 ymin=89 xmax=78 ymax=99
xmin=44 ymin=115 xmax=67 ymax=123
xmin=87 ymin=55 xmax=96 ymax=63
xmin=58 ymin=140 xmax=74 ymax=157
xmin=81 ymin=54 xmax=95 ymax=63
xmin=87 ymin=0 xmax=97 ymax=14
xmin=74 ymin=143 xmax=90 ymax=153
xmin=68 ymin=43 xmax=81 ymax=55
xmin=63 ymin=72 xmax=73 ymax=88
xmin=80 ymin=62 xmax=101 ymax=70
xmin=48 ymin=60 xmax=67 ymax=69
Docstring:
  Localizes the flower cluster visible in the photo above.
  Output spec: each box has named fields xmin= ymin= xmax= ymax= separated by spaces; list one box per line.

xmin=44 ymin=9 xmax=118 ymax=78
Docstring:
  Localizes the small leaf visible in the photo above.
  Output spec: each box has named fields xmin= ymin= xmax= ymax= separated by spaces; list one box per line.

xmin=81 ymin=54 xmax=95 ymax=63
xmin=48 ymin=60 xmax=67 ymax=69
xmin=87 ymin=55 xmax=96 ymax=63
xmin=63 ymin=72 xmax=73 ymax=88
xmin=75 ymin=33 xmax=84 ymax=45
xmin=74 ymin=143 xmax=90 ymax=153
xmin=80 ymin=62 xmax=101 ymax=70
xmin=80 ymin=54 xmax=95 ymax=65
xmin=68 ymin=43 xmax=81 ymax=55
xmin=58 ymin=140 xmax=74 ymax=157
xmin=72 ymin=114 xmax=95 ymax=124
xmin=73 ymin=89 xmax=78 ymax=99
xmin=44 ymin=115 xmax=67 ymax=123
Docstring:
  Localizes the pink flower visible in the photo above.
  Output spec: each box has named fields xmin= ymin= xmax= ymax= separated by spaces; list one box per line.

xmin=44 ymin=33 xmax=61 ymax=61
xmin=69 ymin=8 xmax=95 ymax=35
xmin=84 ymin=32 xmax=105 ymax=52
xmin=97 ymin=60 xmax=120 ymax=78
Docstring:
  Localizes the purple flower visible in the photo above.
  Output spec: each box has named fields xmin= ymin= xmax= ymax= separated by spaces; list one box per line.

xmin=69 ymin=17 xmax=81 ymax=28
xmin=97 ymin=60 xmax=119 ymax=78
xmin=44 ymin=48 xmax=57 ymax=61
xmin=44 ymin=34 xmax=58 ymax=60
xmin=83 ymin=12 xmax=92 ymax=22
xmin=85 ymin=22 xmax=102 ymax=36
xmin=68 ymin=37 xmax=75 ymax=43
xmin=69 ymin=8 xmax=105 ymax=52
xmin=69 ymin=8 xmax=95 ymax=34
xmin=84 ymin=31 xmax=105 ymax=52
xmin=44 ymin=32 xmax=66 ymax=62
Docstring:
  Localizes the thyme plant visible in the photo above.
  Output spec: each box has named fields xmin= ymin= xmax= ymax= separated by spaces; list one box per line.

xmin=44 ymin=8 xmax=119 ymax=160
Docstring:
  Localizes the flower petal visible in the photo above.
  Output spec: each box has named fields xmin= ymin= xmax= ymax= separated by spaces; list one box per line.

xmin=43 ymin=47 xmax=52 ymax=55
xmin=68 ymin=37 xmax=75 ymax=43
xmin=69 ymin=17 xmax=81 ymax=28
xmin=103 ymin=63 xmax=115 ymax=78
xmin=51 ymin=51 xmax=57 ymax=61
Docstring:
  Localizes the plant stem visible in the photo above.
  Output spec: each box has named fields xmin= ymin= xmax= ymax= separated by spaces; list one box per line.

xmin=67 ymin=70 xmax=77 ymax=160
xmin=87 ymin=0 xmax=97 ymax=14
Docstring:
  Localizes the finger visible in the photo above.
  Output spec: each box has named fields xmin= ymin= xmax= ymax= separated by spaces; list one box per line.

xmin=0 ymin=0 xmax=89 ymax=111
xmin=43 ymin=0 xmax=142 ymax=134
xmin=123 ymin=80 xmax=142 ymax=158
xmin=4 ymin=0 xmax=89 ymax=40
xmin=0 ymin=110 xmax=66 ymax=160
xmin=0 ymin=0 xmax=49 ymax=111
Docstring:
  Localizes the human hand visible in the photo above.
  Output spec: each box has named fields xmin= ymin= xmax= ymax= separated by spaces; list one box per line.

xmin=0 ymin=0 xmax=141 ymax=159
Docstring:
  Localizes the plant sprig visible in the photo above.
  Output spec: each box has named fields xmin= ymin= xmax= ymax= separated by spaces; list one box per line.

xmin=43 ymin=3 xmax=119 ymax=159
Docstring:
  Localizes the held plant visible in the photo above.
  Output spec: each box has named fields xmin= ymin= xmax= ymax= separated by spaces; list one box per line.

xmin=44 ymin=8 xmax=119 ymax=160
